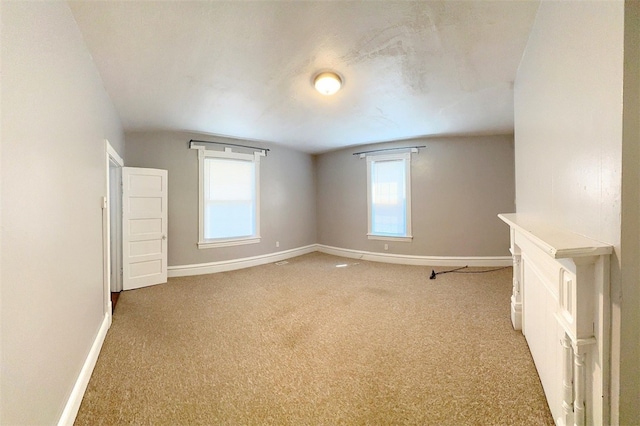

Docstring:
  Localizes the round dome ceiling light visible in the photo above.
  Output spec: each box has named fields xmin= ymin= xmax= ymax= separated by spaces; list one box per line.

xmin=314 ymin=71 xmax=342 ymax=96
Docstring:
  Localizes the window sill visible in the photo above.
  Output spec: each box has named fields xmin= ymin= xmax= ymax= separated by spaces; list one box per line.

xmin=367 ymin=234 xmax=413 ymax=242
xmin=198 ymin=236 xmax=261 ymax=249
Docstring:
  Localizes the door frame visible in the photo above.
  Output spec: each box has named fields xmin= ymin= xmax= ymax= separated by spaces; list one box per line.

xmin=104 ymin=140 xmax=124 ymax=317
xmin=109 ymin=158 xmax=123 ymax=293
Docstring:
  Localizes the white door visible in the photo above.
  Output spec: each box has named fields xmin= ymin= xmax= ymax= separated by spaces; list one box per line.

xmin=122 ymin=167 xmax=168 ymax=290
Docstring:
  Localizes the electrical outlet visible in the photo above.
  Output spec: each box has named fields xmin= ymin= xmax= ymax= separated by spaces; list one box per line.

xmin=276 ymin=241 xmax=280 ymax=248
xmin=384 ymin=243 xmax=388 ymax=250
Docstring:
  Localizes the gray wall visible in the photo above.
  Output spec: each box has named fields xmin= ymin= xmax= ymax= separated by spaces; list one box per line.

xmin=125 ymin=131 xmax=317 ymax=266
xmin=1 ymin=2 xmax=125 ymax=424
xmin=316 ymin=135 xmax=515 ymax=257
xmin=514 ymin=1 xmax=639 ymax=423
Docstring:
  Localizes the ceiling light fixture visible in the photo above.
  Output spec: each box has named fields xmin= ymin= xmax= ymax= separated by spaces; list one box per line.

xmin=314 ymin=71 xmax=342 ymax=96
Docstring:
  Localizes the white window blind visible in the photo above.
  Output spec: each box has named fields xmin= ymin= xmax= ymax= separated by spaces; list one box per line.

xmin=204 ymin=157 xmax=255 ymax=239
xmin=366 ymin=152 xmax=412 ymax=241
xmin=198 ymin=148 xmax=261 ymax=248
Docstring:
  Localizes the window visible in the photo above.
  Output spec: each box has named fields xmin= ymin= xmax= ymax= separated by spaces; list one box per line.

xmin=366 ymin=152 xmax=412 ymax=241
xmin=198 ymin=148 xmax=261 ymax=248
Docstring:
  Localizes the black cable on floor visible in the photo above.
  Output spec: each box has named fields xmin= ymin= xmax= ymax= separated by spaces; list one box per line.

xmin=429 ymin=266 xmax=510 ymax=280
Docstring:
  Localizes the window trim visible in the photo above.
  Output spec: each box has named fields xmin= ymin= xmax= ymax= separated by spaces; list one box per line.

xmin=197 ymin=147 xmax=261 ymax=249
xmin=366 ymin=152 xmax=413 ymax=242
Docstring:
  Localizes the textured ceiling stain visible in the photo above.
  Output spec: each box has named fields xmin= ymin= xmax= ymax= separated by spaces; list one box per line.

xmin=341 ymin=4 xmax=438 ymax=95
xmin=343 ymin=26 xmax=410 ymax=63
xmin=344 ymin=2 xmax=496 ymax=99
xmin=370 ymin=106 xmax=400 ymax=129
xmin=69 ymin=0 xmax=540 ymax=153
xmin=399 ymin=2 xmax=443 ymax=94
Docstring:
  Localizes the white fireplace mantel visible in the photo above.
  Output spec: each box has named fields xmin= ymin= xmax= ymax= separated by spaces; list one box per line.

xmin=498 ymin=214 xmax=612 ymax=260
xmin=498 ymin=213 xmax=612 ymax=426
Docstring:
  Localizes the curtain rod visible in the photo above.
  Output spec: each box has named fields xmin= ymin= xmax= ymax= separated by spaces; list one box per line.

xmin=352 ymin=145 xmax=426 ymax=156
xmin=189 ymin=139 xmax=270 ymax=155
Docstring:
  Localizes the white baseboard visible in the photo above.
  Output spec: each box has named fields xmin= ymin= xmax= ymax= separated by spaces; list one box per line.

xmin=58 ymin=310 xmax=111 ymax=426
xmin=168 ymin=244 xmax=512 ymax=277
xmin=317 ymin=244 xmax=512 ymax=267
xmin=167 ymin=244 xmax=318 ymax=277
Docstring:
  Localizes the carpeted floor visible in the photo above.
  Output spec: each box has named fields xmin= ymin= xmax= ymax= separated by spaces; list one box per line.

xmin=75 ymin=252 xmax=553 ymax=425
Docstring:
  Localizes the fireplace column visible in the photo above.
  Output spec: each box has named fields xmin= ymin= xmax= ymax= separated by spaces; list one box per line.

xmin=509 ymin=228 xmax=522 ymax=330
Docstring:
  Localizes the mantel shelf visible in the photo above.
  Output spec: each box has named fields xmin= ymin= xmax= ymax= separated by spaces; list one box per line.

xmin=498 ymin=213 xmax=613 ymax=259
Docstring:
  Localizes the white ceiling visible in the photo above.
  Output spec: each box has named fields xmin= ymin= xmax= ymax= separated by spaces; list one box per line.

xmin=70 ymin=1 xmax=539 ymax=153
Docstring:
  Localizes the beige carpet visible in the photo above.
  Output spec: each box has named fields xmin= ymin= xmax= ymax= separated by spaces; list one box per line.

xmin=76 ymin=252 xmax=553 ymax=425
